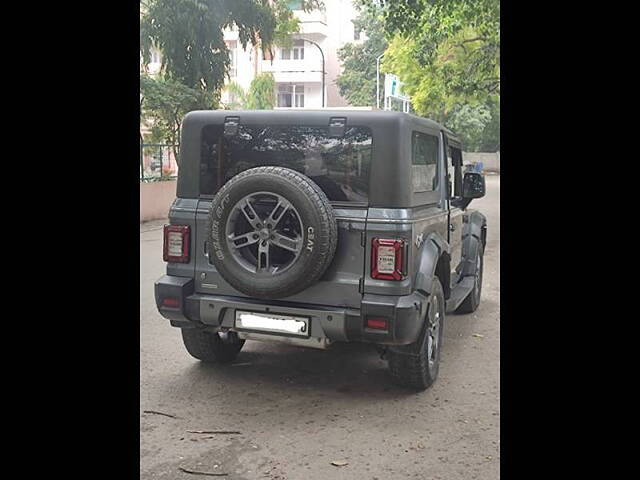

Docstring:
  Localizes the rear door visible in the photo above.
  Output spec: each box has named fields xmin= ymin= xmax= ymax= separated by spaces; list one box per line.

xmin=193 ymin=199 xmax=367 ymax=309
xmin=193 ymin=121 xmax=372 ymax=309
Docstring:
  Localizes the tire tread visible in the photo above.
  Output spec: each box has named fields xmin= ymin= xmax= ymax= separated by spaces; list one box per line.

xmin=208 ymin=166 xmax=337 ymax=298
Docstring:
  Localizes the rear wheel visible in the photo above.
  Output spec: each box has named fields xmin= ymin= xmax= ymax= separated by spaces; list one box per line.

xmin=388 ymin=277 xmax=445 ymax=390
xmin=181 ymin=329 xmax=245 ymax=363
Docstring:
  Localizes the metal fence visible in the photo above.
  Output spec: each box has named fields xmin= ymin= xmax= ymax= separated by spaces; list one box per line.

xmin=140 ymin=144 xmax=179 ymax=181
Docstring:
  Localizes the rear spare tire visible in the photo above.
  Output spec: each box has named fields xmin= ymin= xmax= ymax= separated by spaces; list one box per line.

xmin=207 ymin=166 xmax=337 ymax=299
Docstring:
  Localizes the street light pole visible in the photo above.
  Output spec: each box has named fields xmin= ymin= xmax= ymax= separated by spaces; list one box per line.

xmin=300 ymin=38 xmax=325 ymax=108
xmin=376 ymin=53 xmax=384 ymax=110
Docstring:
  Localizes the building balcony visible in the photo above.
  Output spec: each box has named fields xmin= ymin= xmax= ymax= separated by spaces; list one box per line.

xmin=293 ymin=8 xmax=328 ymax=37
xmin=261 ymin=58 xmax=324 ymax=84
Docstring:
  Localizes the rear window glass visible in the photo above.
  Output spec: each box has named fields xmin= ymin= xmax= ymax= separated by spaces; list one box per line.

xmin=200 ymin=124 xmax=372 ymax=202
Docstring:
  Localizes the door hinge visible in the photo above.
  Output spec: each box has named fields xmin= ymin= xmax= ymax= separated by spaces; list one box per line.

xmin=223 ymin=116 xmax=240 ymax=136
xmin=329 ymin=117 xmax=347 ymax=137
xmin=358 ymin=277 xmax=364 ymax=293
xmin=360 ymin=231 xmax=366 ymax=247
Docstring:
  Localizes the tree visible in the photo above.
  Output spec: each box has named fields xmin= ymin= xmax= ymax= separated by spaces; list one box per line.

xmin=140 ymin=0 xmax=322 ymax=95
xmin=335 ymin=3 xmax=387 ymax=107
xmin=246 ymin=73 xmax=276 ymax=109
xmin=222 ymin=81 xmax=248 ymax=109
xmin=140 ymin=74 xmax=213 ymax=160
xmin=373 ymin=0 xmax=499 ymax=150
xmin=378 ymin=0 xmax=499 ymax=112
xmin=381 ymin=0 xmax=499 ymax=99
xmin=478 ymin=97 xmax=499 ymax=152
xmin=446 ymin=104 xmax=491 ymax=152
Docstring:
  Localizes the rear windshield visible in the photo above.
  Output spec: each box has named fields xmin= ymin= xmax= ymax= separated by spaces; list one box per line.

xmin=200 ymin=124 xmax=372 ymax=203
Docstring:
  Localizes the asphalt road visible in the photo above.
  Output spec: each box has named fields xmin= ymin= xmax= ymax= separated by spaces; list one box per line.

xmin=140 ymin=175 xmax=500 ymax=480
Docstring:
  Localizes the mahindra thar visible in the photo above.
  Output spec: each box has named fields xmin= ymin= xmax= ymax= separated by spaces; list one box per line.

xmin=155 ymin=110 xmax=487 ymax=390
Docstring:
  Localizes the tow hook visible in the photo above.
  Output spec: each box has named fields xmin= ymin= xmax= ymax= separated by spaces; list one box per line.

xmin=376 ymin=345 xmax=388 ymax=360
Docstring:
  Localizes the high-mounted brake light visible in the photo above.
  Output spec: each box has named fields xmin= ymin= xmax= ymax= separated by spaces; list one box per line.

xmin=163 ymin=225 xmax=190 ymax=263
xmin=371 ymin=238 xmax=405 ymax=280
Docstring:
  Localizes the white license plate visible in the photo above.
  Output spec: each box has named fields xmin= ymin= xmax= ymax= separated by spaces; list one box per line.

xmin=235 ymin=311 xmax=310 ymax=337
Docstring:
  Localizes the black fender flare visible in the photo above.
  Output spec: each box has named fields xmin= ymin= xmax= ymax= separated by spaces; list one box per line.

xmin=413 ymin=231 xmax=450 ymax=299
xmin=459 ymin=210 xmax=487 ymax=277
xmin=391 ymin=232 xmax=449 ymax=356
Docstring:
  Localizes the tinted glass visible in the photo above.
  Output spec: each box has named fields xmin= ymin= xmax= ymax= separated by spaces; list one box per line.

xmin=200 ymin=124 xmax=372 ymax=202
xmin=412 ymin=131 xmax=439 ymax=192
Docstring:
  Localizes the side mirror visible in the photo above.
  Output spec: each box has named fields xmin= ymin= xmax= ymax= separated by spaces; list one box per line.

xmin=462 ymin=171 xmax=486 ymax=199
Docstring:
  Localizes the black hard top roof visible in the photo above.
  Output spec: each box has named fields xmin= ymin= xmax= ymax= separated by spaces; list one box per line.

xmin=182 ymin=109 xmax=461 ymax=145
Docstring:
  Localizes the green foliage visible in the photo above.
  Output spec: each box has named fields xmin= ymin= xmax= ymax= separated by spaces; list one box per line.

xmin=335 ymin=3 xmax=387 ymax=107
xmin=140 ymin=0 xmax=321 ymax=163
xmin=477 ymin=97 xmax=500 ymax=152
xmin=374 ymin=0 xmax=499 ymax=150
xmin=380 ymin=0 xmax=499 ymax=107
xmin=446 ymin=104 xmax=490 ymax=152
xmin=223 ymin=81 xmax=248 ymax=109
xmin=382 ymin=25 xmax=498 ymax=117
xmin=140 ymin=1 xmax=322 ymax=91
xmin=140 ymin=73 xmax=215 ymax=156
xmin=245 ymin=73 xmax=276 ymax=109
xmin=382 ymin=0 xmax=499 ymax=83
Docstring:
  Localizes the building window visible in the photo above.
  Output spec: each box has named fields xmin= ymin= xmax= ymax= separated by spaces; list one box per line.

xmin=227 ymin=40 xmax=237 ymax=77
xmin=286 ymin=0 xmax=303 ymax=10
xmin=277 ymin=84 xmax=304 ymax=108
xmin=294 ymin=85 xmax=304 ymax=107
xmin=293 ymin=40 xmax=304 ymax=60
xmin=280 ymin=40 xmax=304 ymax=60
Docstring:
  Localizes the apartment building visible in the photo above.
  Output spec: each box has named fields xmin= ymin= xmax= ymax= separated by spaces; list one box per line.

xmin=142 ymin=0 xmax=362 ymax=109
xmin=223 ymin=0 xmax=361 ymax=109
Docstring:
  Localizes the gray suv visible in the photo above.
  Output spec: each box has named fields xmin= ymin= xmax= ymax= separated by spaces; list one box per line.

xmin=155 ymin=110 xmax=487 ymax=390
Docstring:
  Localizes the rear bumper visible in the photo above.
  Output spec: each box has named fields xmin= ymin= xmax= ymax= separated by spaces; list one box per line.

xmin=154 ymin=275 xmax=429 ymax=346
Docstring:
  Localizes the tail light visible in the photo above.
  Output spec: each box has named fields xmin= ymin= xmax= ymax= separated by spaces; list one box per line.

xmin=163 ymin=225 xmax=190 ymax=263
xmin=371 ymin=238 xmax=405 ymax=280
xmin=366 ymin=317 xmax=389 ymax=331
xmin=161 ymin=297 xmax=180 ymax=308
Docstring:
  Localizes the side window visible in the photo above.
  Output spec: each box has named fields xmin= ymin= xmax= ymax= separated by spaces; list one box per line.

xmin=449 ymin=146 xmax=463 ymax=197
xmin=411 ymin=131 xmax=439 ymax=192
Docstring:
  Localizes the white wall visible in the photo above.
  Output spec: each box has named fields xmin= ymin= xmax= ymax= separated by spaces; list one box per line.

xmin=221 ymin=1 xmax=359 ymax=108
xmin=324 ymin=0 xmax=359 ymax=107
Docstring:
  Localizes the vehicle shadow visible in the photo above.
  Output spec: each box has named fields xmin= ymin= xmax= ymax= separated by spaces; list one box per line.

xmin=194 ymin=341 xmax=416 ymax=396
xmin=443 ymin=296 xmax=499 ymax=353
xmin=159 ymin=339 xmax=434 ymax=415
